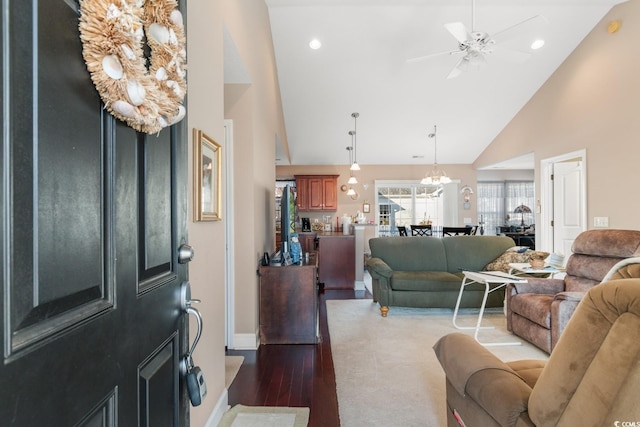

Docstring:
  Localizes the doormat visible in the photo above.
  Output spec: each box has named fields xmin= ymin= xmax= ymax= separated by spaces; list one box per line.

xmin=218 ymin=404 xmax=309 ymax=427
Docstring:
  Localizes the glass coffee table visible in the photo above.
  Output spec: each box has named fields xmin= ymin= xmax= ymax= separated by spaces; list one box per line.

xmin=453 ymin=271 xmax=527 ymax=346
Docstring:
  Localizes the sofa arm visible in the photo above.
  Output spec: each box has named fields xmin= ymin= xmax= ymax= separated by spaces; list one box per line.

xmin=508 ymin=278 xmax=565 ymax=296
xmin=434 ymin=333 xmax=533 ymax=426
xmin=550 ymin=292 xmax=585 ymax=350
xmin=366 ymin=257 xmax=393 ymax=279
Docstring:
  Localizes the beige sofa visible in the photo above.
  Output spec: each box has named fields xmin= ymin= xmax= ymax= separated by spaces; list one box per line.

xmin=434 ymin=277 xmax=640 ymax=426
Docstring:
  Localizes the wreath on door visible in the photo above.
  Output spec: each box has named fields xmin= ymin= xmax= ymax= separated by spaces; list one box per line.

xmin=79 ymin=0 xmax=187 ymax=134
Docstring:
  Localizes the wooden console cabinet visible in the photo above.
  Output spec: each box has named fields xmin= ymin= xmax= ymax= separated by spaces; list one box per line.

xmin=259 ymin=257 xmax=318 ymax=344
xmin=295 ymin=175 xmax=338 ymax=211
xmin=317 ymin=234 xmax=355 ymax=289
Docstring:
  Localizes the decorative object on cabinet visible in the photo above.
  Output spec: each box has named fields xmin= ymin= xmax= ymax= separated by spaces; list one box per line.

xmin=78 ymin=0 xmax=187 ymax=134
xmin=421 ymin=125 xmax=452 ymax=186
xmin=193 ymin=129 xmax=221 ymax=221
xmin=295 ymin=175 xmax=339 ymax=211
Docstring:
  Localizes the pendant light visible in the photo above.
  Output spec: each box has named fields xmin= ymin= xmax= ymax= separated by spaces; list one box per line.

xmin=421 ymin=125 xmax=452 ymax=186
xmin=346 ymin=146 xmax=358 ymax=185
xmin=350 ymin=112 xmax=360 ymax=171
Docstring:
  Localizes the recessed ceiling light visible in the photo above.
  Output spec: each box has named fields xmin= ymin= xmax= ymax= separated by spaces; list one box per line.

xmin=531 ymin=39 xmax=545 ymax=50
xmin=309 ymin=38 xmax=322 ymax=50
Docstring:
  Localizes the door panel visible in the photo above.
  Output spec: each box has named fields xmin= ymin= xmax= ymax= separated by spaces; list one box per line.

xmin=553 ymin=160 xmax=584 ymax=259
xmin=1 ymin=0 xmax=189 ymax=425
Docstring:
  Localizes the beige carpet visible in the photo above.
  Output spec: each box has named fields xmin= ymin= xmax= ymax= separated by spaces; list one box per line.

xmin=218 ymin=404 xmax=309 ymax=427
xmin=225 ymin=355 xmax=244 ymax=389
xmin=327 ymin=300 xmax=549 ymax=427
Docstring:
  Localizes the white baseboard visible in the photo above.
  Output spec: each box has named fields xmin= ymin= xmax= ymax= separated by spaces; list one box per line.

xmin=204 ymin=387 xmax=229 ymax=427
xmin=354 ymin=280 xmax=365 ymax=290
xmin=231 ymin=332 xmax=259 ymax=350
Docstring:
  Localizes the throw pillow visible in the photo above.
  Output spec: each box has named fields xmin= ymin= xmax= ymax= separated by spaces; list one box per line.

xmin=484 ymin=250 xmax=550 ymax=272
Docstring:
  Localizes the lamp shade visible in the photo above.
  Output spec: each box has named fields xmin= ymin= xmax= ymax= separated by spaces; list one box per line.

xmin=513 ymin=205 xmax=532 ymax=227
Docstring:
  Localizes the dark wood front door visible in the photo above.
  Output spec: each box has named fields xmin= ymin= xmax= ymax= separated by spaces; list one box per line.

xmin=1 ymin=1 xmax=190 ymax=425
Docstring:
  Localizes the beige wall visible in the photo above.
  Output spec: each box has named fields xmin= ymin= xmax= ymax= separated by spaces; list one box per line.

xmin=277 ymin=164 xmax=479 ymax=233
xmin=187 ymin=0 xmax=284 ymax=425
xmin=475 ymin=0 xmax=640 ymax=230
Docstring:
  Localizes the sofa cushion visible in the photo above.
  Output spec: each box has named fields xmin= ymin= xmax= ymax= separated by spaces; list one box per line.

xmin=510 ymin=293 xmax=554 ymax=328
xmin=369 ymin=237 xmax=448 ymax=271
xmin=484 ymin=249 xmax=550 ymax=272
xmin=390 ymin=271 xmax=463 ymax=292
xmin=442 ymin=236 xmax=516 ymax=272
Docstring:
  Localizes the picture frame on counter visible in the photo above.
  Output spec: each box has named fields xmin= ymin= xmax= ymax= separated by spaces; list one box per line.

xmin=193 ymin=129 xmax=221 ymax=221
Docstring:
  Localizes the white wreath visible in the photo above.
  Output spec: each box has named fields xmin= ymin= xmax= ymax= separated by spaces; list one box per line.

xmin=79 ymin=0 xmax=187 ymax=134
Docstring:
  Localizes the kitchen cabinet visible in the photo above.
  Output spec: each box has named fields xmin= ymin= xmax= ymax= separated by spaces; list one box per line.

xmin=295 ymin=175 xmax=338 ymax=211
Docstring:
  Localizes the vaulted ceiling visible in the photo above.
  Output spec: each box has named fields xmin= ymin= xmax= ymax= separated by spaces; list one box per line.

xmin=261 ymin=0 xmax=624 ymax=168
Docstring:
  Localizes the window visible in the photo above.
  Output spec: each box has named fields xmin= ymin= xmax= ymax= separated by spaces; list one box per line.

xmin=477 ymin=181 xmax=534 ymax=235
xmin=375 ymin=182 xmax=443 ymax=236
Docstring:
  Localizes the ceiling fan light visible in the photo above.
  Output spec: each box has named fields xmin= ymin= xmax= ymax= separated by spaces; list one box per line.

xmin=347 ymin=176 xmax=358 ymax=184
xmin=350 ymin=162 xmax=360 ymax=171
xmin=346 ymin=187 xmax=356 ymax=196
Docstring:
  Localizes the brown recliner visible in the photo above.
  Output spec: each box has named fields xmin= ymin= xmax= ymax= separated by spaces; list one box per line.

xmin=434 ymin=277 xmax=640 ymax=426
xmin=506 ymin=229 xmax=640 ymax=353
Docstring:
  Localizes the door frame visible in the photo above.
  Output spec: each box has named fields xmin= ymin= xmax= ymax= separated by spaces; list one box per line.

xmin=539 ymin=149 xmax=587 ymax=253
xmin=224 ymin=119 xmax=235 ymax=349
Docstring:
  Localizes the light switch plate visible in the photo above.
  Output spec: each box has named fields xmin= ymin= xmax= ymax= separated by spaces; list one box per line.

xmin=594 ymin=217 xmax=609 ymax=227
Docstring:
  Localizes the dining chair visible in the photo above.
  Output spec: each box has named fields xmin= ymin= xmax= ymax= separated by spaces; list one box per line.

xmin=397 ymin=226 xmax=408 ymax=236
xmin=442 ymin=226 xmax=472 ymax=236
xmin=410 ymin=225 xmax=432 ymax=236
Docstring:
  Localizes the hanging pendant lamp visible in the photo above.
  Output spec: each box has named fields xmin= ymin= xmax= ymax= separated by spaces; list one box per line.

xmin=421 ymin=125 xmax=452 ymax=186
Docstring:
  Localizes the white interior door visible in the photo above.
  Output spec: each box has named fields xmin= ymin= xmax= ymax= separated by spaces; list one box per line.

xmin=552 ymin=160 xmax=586 ymax=259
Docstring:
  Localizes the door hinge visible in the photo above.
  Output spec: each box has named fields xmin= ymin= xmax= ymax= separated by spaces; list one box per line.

xmin=551 ymin=220 xmax=554 ymax=227
xmin=550 ymin=173 xmax=554 ymax=180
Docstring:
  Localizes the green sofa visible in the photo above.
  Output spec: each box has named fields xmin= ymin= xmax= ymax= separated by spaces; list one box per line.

xmin=367 ymin=235 xmax=515 ymax=316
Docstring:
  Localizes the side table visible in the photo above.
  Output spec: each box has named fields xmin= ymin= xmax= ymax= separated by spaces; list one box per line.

xmin=453 ymin=271 xmax=527 ymax=346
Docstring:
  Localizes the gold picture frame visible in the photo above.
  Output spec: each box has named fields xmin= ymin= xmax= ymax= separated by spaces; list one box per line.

xmin=194 ymin=129 xmax=221 ymax=221
xmin=363 ymin=201 xmax=370 ymax=213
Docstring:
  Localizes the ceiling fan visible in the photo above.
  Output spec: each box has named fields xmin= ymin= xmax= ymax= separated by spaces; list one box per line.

xmin=408 ymin=0 xmax=548 ymax=79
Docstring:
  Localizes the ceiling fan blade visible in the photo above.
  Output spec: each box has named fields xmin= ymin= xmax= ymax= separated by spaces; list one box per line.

xmin=446 ymin=57 xmax=466 ymax=79
xmin=407 ymin=49 xmax=461 ymax=63
xmin=444 ymin=22 xmax=470 ymax=44
xmin=491 ymin=15 xmax=549 ymax=45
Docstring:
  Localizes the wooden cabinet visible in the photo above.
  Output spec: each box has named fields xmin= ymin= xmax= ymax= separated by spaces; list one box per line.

xmin=295 ymin=175 xmax=338 ymax=211
xmin=259 ymin=258 xmax=318 ymax=344
xmin=317 ymin=235 xmax=355 ymax=289
xmin=298 ymin=232 xmax=317 ymax=254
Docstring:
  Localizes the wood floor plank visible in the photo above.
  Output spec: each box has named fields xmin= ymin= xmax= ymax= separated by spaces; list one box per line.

xmin=227 ymin=288 xmax=371 ymax=427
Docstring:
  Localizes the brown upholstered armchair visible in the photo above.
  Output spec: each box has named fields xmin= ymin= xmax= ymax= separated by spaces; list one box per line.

xmin=506 ymin=229 xmax=640 ymax=353
xmin=434 ymin=278 xmax=640 ymax=427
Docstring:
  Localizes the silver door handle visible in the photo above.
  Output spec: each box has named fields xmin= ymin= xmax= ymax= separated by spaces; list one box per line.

xmin=180 ymin=282 xmax=203 ymax=373
xmin=178 ymin=244 xmax=194 ymax=264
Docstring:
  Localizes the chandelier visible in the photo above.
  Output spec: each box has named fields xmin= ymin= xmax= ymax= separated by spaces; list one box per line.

xmin=421 ymin=125 xmax=452 ymax=186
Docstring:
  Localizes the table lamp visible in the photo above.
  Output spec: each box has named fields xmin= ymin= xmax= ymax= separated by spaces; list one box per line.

xmin=513 ymin=205 xmax=532 ymax=227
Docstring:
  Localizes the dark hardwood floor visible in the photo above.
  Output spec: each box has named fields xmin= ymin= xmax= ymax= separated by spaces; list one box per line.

xmin=226 ymin=287 xmax=372 ymax=427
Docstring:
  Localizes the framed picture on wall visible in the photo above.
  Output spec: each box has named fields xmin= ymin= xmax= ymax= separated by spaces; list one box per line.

xmin=363 ymin=201 xmax=370 ymax=213
xmin=194 ymin=129 xmax=221 ymax=221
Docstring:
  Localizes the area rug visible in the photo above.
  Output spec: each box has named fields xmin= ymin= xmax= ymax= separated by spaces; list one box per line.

xmin=326 ymin=300 xmax=549 ymax=427
xmin=217 ymin=404 xmax=309 ymax=427
xmin=225 ymin=355 xmax=244 ymax=389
